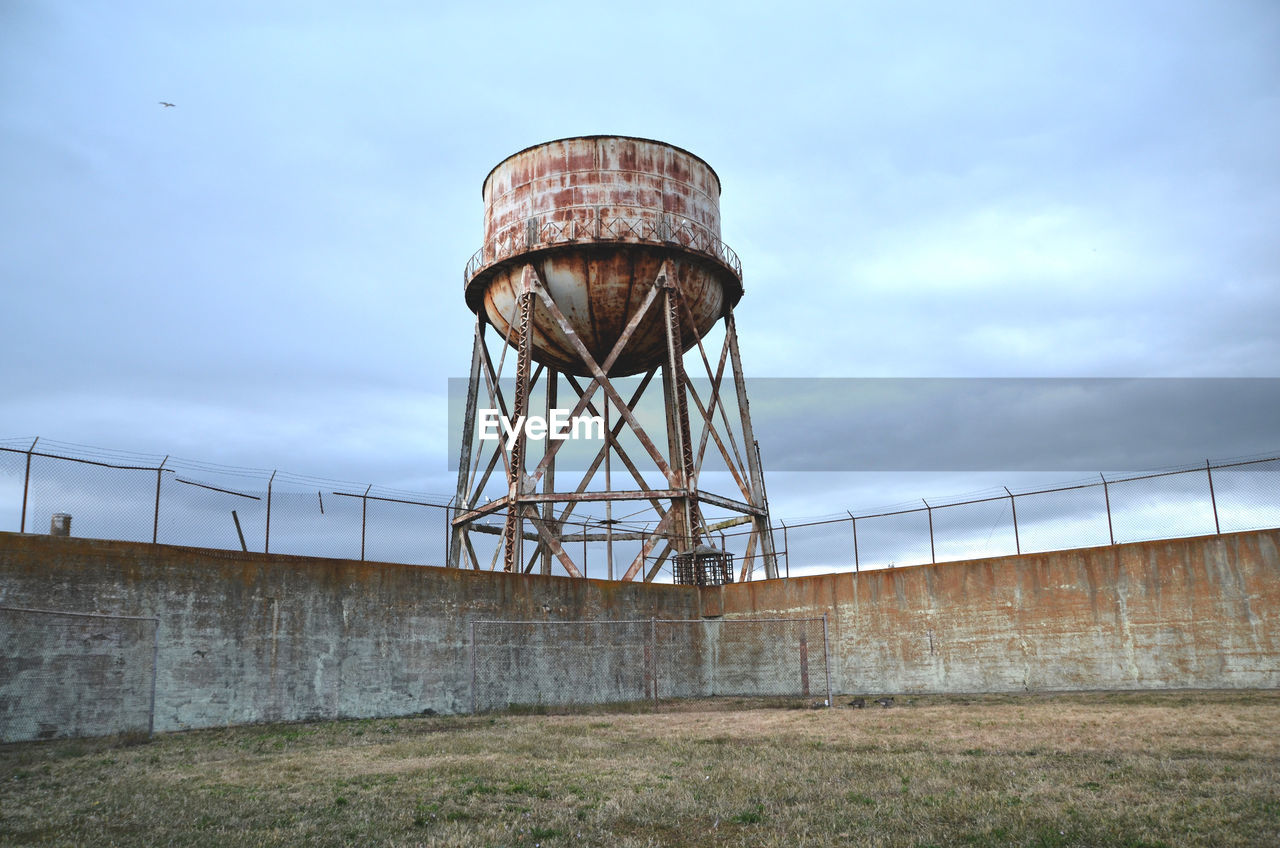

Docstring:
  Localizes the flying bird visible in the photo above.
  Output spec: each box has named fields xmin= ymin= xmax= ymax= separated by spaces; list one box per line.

xmin=159 ymin=101 xmax=175 ymax=107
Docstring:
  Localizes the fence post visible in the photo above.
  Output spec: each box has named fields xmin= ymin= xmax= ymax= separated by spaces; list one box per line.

xmin=360 ymin=484 xmax=372 ymax=561
xmin=265 ymin=470 xmax=276 ymax=553
xmin=847 ymin=511 xmax=859 ymax=573
xmin=19 ymin=437 xmax=37 ymax=533
xmin=152 ymin=456 xmax=168 ymax=544
xmin=1206 ymin=460 xmax=1221 ymax=535
xmin=923 ymin=499 xmax=936 ymax=564
xmin=1101 ymin=473 xmax=1115 ymax=545
xmin=781 ymin=521 xmax=789 ymax=579
xmin=1005 ymin=487 xmax=1021 ymax=555
xmin=444 ymin=497 xmax=454 ymax=567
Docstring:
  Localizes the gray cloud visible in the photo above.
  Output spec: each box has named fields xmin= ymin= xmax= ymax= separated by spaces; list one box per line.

xmin=3 ymin=1 xmax=1277 ymax=557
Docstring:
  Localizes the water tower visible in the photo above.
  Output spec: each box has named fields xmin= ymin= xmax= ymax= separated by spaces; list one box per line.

xmin=449 ymin=136 xmax=778 ymax=583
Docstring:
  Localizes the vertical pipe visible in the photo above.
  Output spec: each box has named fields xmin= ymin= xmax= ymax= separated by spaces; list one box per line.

xmin=923 ymin=499 xmax=935 ymax=564
xmin=541 ymin=373 xmax=557 ymax=575
xmin=822 ymin=614 xmax=832 ymax=708
xmin=19 ymin=437 xmax=37 ymax=533
xmin=360 ymin=483 xmax=372 ymax=561
xmin=152 ymin=456 xmax=168 ymax=544
xmin=1101 ymin=474 xmax=1115 ymax=545
xmin=660 ymin=274 xmax=694 ymax=554
xmin=504 ymin=269 xmax=536 ymax=573
xmin=1206 ymin=460 xmax=1221 ymax=535
xmin=265 ymin=470 xmax=276 ymax=554
xmin=1005 ymin=487 xmax=1020 ymax=555
xmin=605 ymin=401 xmax=614 ymax=581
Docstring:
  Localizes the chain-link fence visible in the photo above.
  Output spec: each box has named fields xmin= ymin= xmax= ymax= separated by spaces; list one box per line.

xmin=470 ymin=617 xmax=830 ymax=712
xmin=2 ymin=439 xmax=1277 ymax=580
xmin=0 ymin=439 xmax=452 ymax=565
xmin=0 ymin=606 xmax=158 ymax=743
xmin=729 ymin=456 xmax=1280 ymax=578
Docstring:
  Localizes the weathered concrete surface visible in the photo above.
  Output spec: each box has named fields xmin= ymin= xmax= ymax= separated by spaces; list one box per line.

xmin=0 ymin=608 xmax=156 ymax=740
xmin=0 ymin=533 xmax=698 ymax=735
xmin=2 ymin=529 xmax=1276 ymax=739
xmin=714 ymin=529 xmax=1280 ymax=695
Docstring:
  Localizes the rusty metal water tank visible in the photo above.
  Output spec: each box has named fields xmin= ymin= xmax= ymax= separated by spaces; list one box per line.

xmin=463 ymin=136 xmax=744 ymax=377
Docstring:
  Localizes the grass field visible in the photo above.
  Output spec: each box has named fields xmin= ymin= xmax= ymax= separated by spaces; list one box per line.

xmin=2 ymin=691 xmax=1278 ymax=847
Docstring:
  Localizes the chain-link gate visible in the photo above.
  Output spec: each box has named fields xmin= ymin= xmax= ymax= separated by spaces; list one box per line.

xmin=469 ymin=617 xmax=830 ymax=713
xmin=0 ymin=607 xmax=158 ymax=742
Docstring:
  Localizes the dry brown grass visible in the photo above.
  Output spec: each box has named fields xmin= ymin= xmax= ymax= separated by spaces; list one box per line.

xmin=2 ymin=691 xmax=1278 ymax=847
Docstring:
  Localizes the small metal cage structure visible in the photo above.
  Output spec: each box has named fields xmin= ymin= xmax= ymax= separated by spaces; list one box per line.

xmin=672 ymin=546 xmax=734 ymax=587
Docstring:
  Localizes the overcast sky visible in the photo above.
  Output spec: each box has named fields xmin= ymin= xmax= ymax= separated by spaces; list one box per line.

xmin=3 ymin=1 xmax=1278 ymax=548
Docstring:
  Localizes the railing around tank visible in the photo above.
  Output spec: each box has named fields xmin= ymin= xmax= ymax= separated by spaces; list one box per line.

xmin=464 ymin=209 xmax=742 ymax=284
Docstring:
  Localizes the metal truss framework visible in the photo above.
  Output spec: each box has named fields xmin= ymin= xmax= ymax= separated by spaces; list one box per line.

xmin=448 ymin=260 xmax=779 ymax=583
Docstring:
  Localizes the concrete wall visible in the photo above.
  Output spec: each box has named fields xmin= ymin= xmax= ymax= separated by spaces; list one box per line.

xmin=712 ymin=529 xmax=1280 ymax=695
xmin=0 ymin=533 xmax=698 ymax=737
xmin=1 ymin=528 xmax=1276 ymax=740
xmin=0 ymin=607 xmax=157 ymax=740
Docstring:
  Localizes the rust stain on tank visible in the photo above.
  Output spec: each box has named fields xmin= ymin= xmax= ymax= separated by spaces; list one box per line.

xmin=464 ymin=136 xmax=743 ymax=377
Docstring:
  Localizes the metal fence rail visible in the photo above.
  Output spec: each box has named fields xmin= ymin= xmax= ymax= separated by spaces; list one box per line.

xmin=0 ymin=439 xmax=456 ymax=566
xmin=1 ymin=438 xmax=1277 ymax=580
xmin=739 ymin=455 xmax=1280 ymax=578
xmin=0 ymin=606 xmax=158 ymax=743
xmin=470 ymin=617 xmax=831 ymax=713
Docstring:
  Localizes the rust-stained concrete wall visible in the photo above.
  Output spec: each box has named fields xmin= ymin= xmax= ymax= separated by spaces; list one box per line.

xmin=2 ymin=529 xmax=1276 ymax=740
xmin=0 ymin=533 xmax=698 ymax=736
xmin=711 ymin=529 xmax=1280 ymax=696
